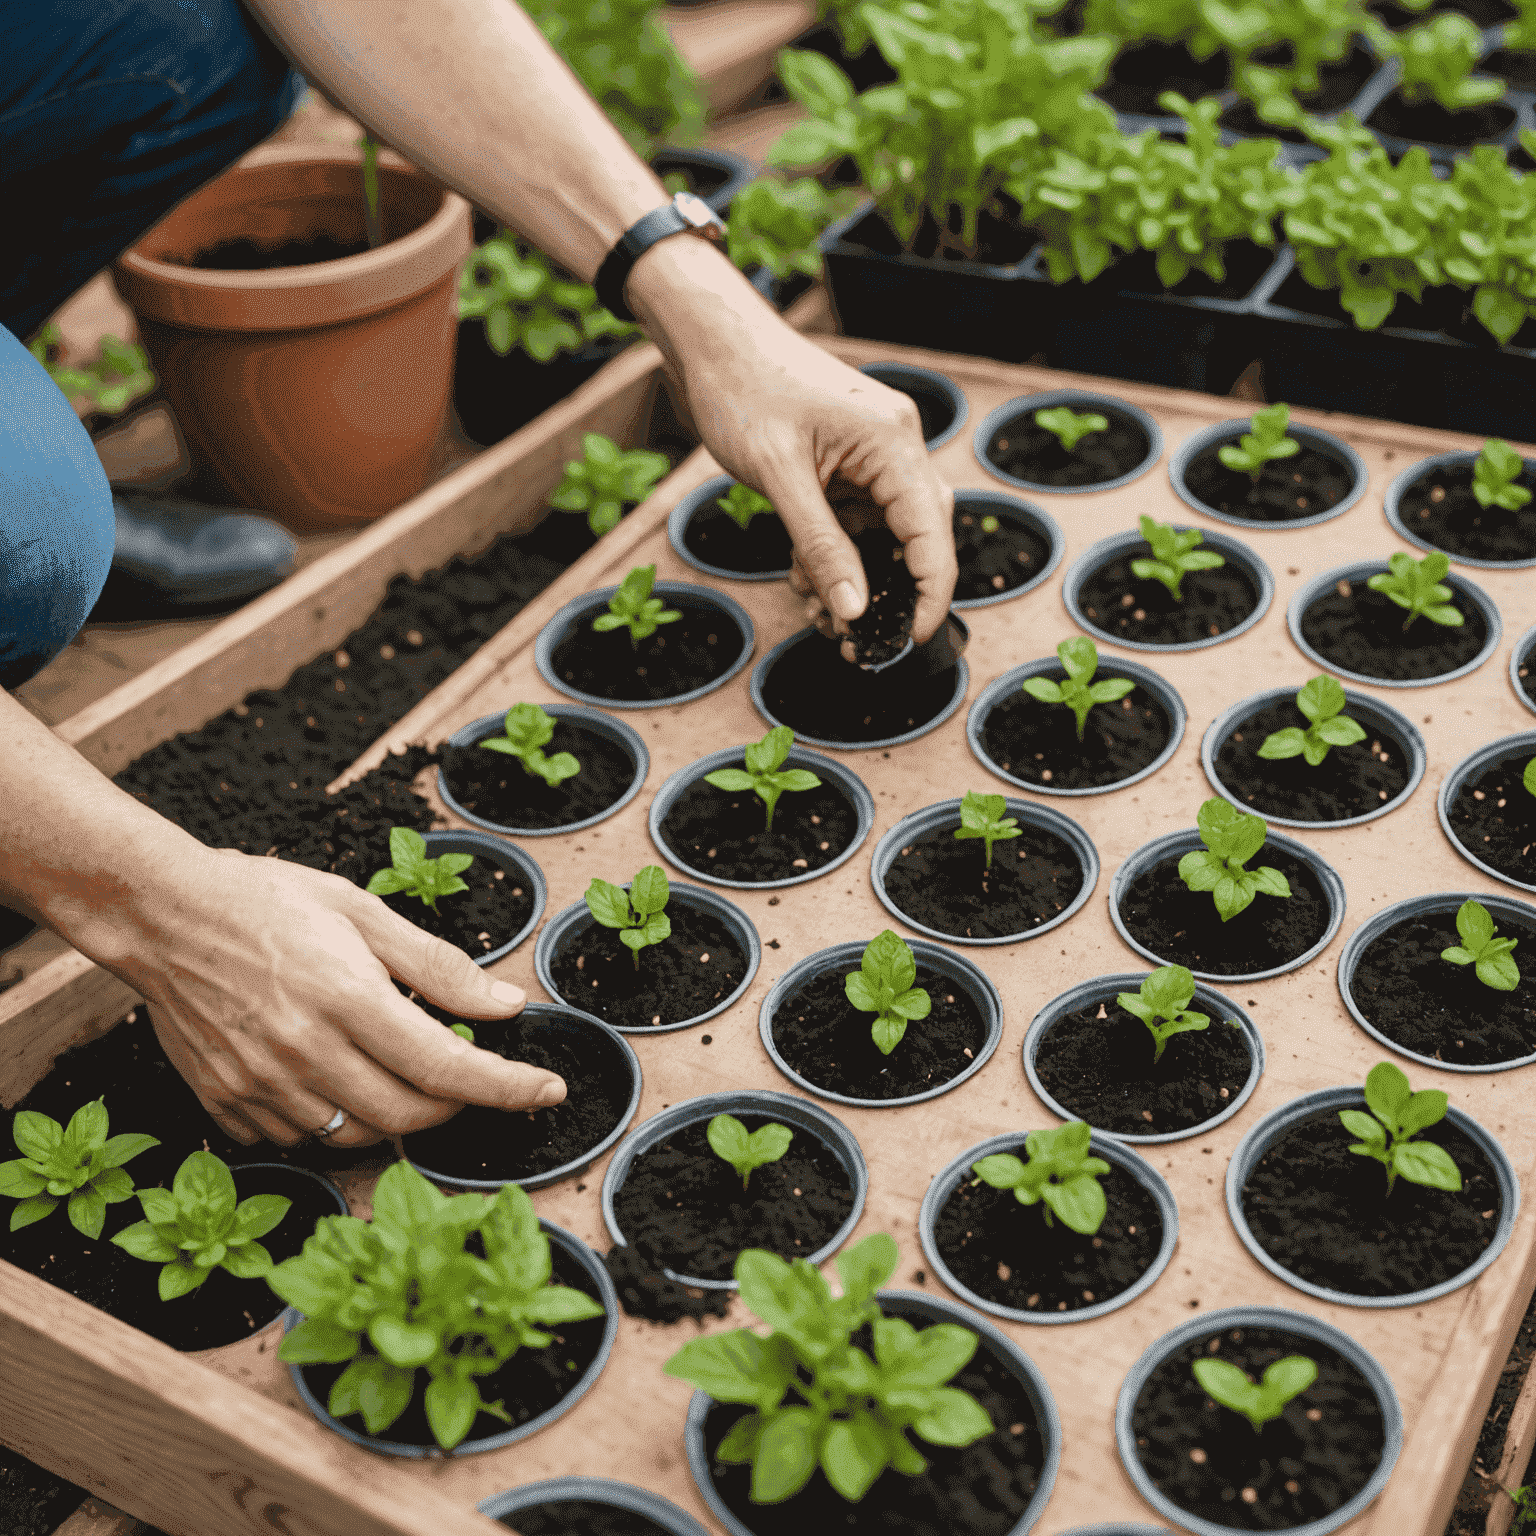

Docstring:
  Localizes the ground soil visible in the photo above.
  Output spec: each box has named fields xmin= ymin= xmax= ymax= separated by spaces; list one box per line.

xmin=1395 ymin=461 xmax=1536 ymax=564
xmin=1033 ymin=997 xmax=1255 ymax=1135
xmin=1095 ymin=37 xmax=1229 ymax=114
xmin=380 ymin=859 xmax=534 ymax=958
xmin=846 ymin=528 xmax=919 ymax=665
xmin=770 ymin=966 xmax=987 ymax=1101
xmin=1240 ymin=1110 xmax=1502 ymax=1297
xmin=1077 ymin=555 xmax=1260 ymax=646
xmin=1298 ymin=579 xmax=1489 ymax=681
xmin=548 ymin=607 xmax=746 ymax=703
xmin=491 ymin=1500 xmax=672 ymax=1536
xmin=1368 ymin=92 xmax=1519 ymax=149
xmin=1444 ymin=758 xmax=1536 ymax=885
xmin=186 ymin=234 xmax=370 ymax=269
xmin=0 ymin=1450 xmax=85 ymax=1536
xmin=841 ymin=203 xmax=1037 ymax=266
xmin=1183 ymin=444 xmax=1357 ymax=523
xmin=953 ymin=505 xmax=1052 ymax=602
xmin=608 ymin=1115 xmax=855 ymax=1281
xmin=599 ymin=1242 xmax=730 ymax=1326
xmin=1117 ymin=850 xmax=1334 ymax=975
xmin=1130 ymin=1324 xmax=1387 ymax=1529
xmin=1484 ymin=47 xmax=1536 ymax=92
xmin=681 ymin=503 xmax=794 ymax=576
xmin=983 ymin=406 xmax=1152 ymax=489
xmin=979 ymin=679 xmax=1173 ymax=790
xmin=1211 ymin=700 xmax=1413 ymax=823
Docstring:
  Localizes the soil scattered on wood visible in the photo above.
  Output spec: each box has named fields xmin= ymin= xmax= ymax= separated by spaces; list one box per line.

xmin=953 ymin=505 xmax=1051 ymax=602
xmin=846 ymin=527 xmax=919 ymax=665
xmin=1444 ymin=757 xmax=1536 ymax=887
xmin=1182 ymin=443 xmax=1356 ymax=523
xmin=1299 ymin=577 xmax=1489 ymax=682
xmin=979 ymin=678 xmax=1173 ymax=790
xmin=0 ymin=1448 xmax=86 ymax=1536
xmin=549 ymin=606 xmax=746 ymax=703
xmin=682 ymin=500 xmax=794 ymax=575
xmin=1077 ymin=554 xmax=1259 ymax=646
xmin=985 ymin=405 xmax=1151 ymax=488
xmin=1395 ymin=460 xmax=1536 ymax=564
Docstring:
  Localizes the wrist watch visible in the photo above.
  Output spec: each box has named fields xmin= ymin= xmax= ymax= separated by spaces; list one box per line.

xmin=595 ymin=191 xmax=727 ymax=323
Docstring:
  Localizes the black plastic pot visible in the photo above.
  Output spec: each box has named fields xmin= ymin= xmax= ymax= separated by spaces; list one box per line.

xmin=479 ymin=1478 xmax=710 ymax=1536
xmin=453 ymin=330 xmax=633 ymax=449
xmin=857 ymin=361 xmax=969 ymax=449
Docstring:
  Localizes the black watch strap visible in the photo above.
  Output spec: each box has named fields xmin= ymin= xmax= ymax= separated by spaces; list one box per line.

xmin=595 ymin=193 xmax=725 ymax=323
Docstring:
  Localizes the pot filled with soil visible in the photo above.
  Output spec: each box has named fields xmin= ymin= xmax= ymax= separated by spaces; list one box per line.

xmin=1063 ymin=525 xmax=1274 ymax=652
xmin=1513 ymin=620 xmax=1536 ymax=716
xmin=967 ymin=652 xmax=1186 ymax=796
xmin=1201 ymin=681 xmax=1426 ymax=829
xmin=1384 ymin=447 xmax=1536 ymax=568
xmin=1226 ymin=1079 xmax=1520 ymax=1306
xmin=668 ymin=474 xmax=794 ymax=582
xmin=1438 ymin=732 xmax=1536 ymax=892
xmin=973 ymin=390 xmax=1164 ymax=494
xmin=1286 ymin=559 xmax=1502 ymax=687
xmin=759 ymin=934 xmax=1002 ymax=1107
xmin=1023 ymin=973 xmax=1263 ymax=1144
xmin=870 ymin=796 xmax=1099 ymax=945
xmin=1365 ymin=82 xmax=1525 ymax=160
xmin=479 ymin=1477 xmax=710 ymax=1536
xmin=858 ymin=360 xmax=969 ymax=450
xmin=535 ymin=877 xmax=760 ymax=1033
xmin=437 ymin=704 xmax=649 ymax=838
xmin=600 ymin=1090 xmax=867 ymax=1288
xmin=918 ymin=1127 xmax=1179 ymax=1324
xmin=1337 ymin=892 xmax=1536 ymax=1071
xmin=1115 ymin=1306 xmax=1402 ymax=1535
xmin=950 ymin=490 xmax=1064 ymax=609
xmin=402 ymin=1003 xmax=642 ymax=1190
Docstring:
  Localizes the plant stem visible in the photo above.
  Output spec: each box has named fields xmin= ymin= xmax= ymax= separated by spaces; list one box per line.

xmin=360 ymin=134 xmax=383 ymax=251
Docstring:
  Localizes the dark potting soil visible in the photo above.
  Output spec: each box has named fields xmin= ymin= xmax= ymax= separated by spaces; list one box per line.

xmin=682 ymin=502 xmax=794 ymax=575
xmin=1182 ymin=444 xmax=1357 ymax=524
xmin=1131 ymin=1323 xmax=1386 ymax=1529
xmin=1211 ymin=700 xmax=1413 ymax=824
xmin=1349 ymin=910 xmax=1536 ymax=1066
xmin=1076 ymin=554 xmax=1260 ymax=646
xmin=298 ymin=1244 xmax=606 ymax=1447
xmin=979 ymin=680 xmax=1173 ymax=791
xmin=1485 ymin=46 xmax=1536 ymax=93
xmin=771 ymin=967 xmax=987 ymax=1100
xmin=380 ymin=859 xmax=534 ymax=958
xmin=439 ymin=719 xmax=639 ymax=831
xmin=984 ymin=406 xmax=1152 ymax=489
xmin=0 ymin=1448 xmax=85 ymax=1536
xmin=0 ymin=904 xmax=34 ymax=953
xmin=1367 ymin=91 xmax=1519 ymax=149
xmin=548 ymin=606 xmax=746 ymax=702
xmin=1118 ymin=851 xmax=1333 ymax=975
xmin=547 ymin=908 xmax=749 ymax=1029
xmin=933 ymin=1163 xmax=1163 ymax=1313
xmin=1445 ymin=758 xmax=1536 ymax=886
xmin=1394 ymin=460 xmax=1536 ymax=563
xmin=600 ymin=1241 xmax=730 ymax=1325
xmin=656 ymin=773 xmax=859 ymax=884
xmin=1095 ymin=37 xmax=1229 ymax=114
xmin=1241 ymin=1108 xmax=1502 ymax=1296
xmin=609 ymin=1115 xmax=855 ymax=1281
xmin=1298 ymin=578 xmax=1489 ymax=681
xmin=1369 ymin=0 xmax=1516 ymax=26
xmin=492 ymin=1500 xmax=672 ymax=1536
xmin=879 ymin=821 xmax=1085 ymax=940
xmin=1217 ymin=43 xmax=1380 ymax=141
xmin=1033 ymin=998 xmax=1254 ymax=1135
xmin=846 ymin=527 xmax=919 ymax=665
xmin=953 ymin=505 xmax=1051 ymax=602
xmin=703 ymin=1319 xmax=1045 ymax=1536
xmin=186 ymin=234 xmax=370 ymax=270
xmin=840 ymin=204 xmax=1037 ymax=267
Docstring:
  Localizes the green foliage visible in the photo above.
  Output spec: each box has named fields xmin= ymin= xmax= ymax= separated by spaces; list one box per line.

xmin=1473 ymin=440 xmax=1533 ymax=513
xmin=845 ymin=930 xmax=931 ymax=1056
xmin=1021 ymin=635 xmax=1136 ymax=741
xmin=1192 ymin=1354 xmax=1318 ymax=1433
xmin=111 ymin=1151 xmax=290 ymax=1302
xmin=592 ymin=564 xmax=682 ymax=645
xmin=1527 ymin=757 xmax=1536 ymax=800
xmin=952 ymin=790 xmax=1020 ymax=870
xmin=366 ymin=828 xmax=473 ymax=912
xmin=1035 ymin=406 xmax=1107 ymax=452
xmin=707 ymin=1115 xmax=794 ymax=1191
xmin=270 ymin=1163 xmax=603 ymax=1449
xmin=1131 ymin=515 xmax=1226 ymax=602
xmin=1340 ymin=1061 xmax=1462 ymax=1198
xmin=717 ymin=483 xmax=777 ymax=532
xmin=1218 ymin=403 xmax=1300 ymax=479
xmin=1441 ymin=899 xmax=1521 ymax=992
xmin=704 ymin=726 xmax=821 ymax=833
xmin=1444 ymin=138 xmax=1536 ymax=343
xmin=664 ymin=1233 xmax=992 ymax=1504
xmin=1395 ymin=14 xmax=1504 ymax=112
xmin=1257 ymin=674 xmax=1365 ymax=767
xmin=970 ymin=1122 xmax=1110 ymax=1234
xmin=550 ymin=436 xmax=670 ymax=537
xmin=1179 ymin=798 xmax=1292 ymax=923
xmin=1366 ymin=550 xmax=1464 ymax=631
xmin=726 ymin=177 xmax=844 ymax=281
xmin=1503 ymin=1481 xmax=1536 ymax=1536
xmin=478 ymin=703 xmax=580 ymax=787
xmin=450 ymin=1023 xmax=476 ymax=1042
xmin=28 ymin=327 xmax=156 ymax=418
xmin=1116 ymin=964 xmax=1210 ymax=1065
xmin=585 ymin=866 xmax=671 ymax=967
xmin=0 ymin=1101 xmax=157 ymax=1240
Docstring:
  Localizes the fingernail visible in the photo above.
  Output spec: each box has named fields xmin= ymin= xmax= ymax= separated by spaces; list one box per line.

xmin=535 ymin=1077 xmax=567 ymax=1108
xmin=830 ymin=581 xmax=862 ymax=622
xmin=490 ymin=980 xmax=524 ymax=1006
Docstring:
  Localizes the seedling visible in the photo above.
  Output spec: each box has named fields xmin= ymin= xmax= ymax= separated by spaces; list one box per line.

xmin=1526 ymin=758 xmax=1536 ymax=800
xmin=980 ymin=515 xmax=1000 ymax=533
xmin=725 ymin=176 xmax=841 ymax=282
xmin=1217 ymin=403 xmax=1301 ymax=480
xmin=366 ymin=828 xmax=473 ymax=913
xmin=1339 ymin=1061 xmax=1462 ymax=1197
xmin=28 ymin=326 xmax=156 ymax=418
xmin=1395 ymin=14 xmax=1505 ymax=112
xmin=664 ymin=1232 xmax=992 ymax=1504
xmin=970 ymin=1122 xmax=1110 ymax=1235
xmin=952 ymin=790 xmax=1020 ymax=870
xmin=271 ymin=1162 xmax=603 ymax=1450
xmin=359 ymin=133 xmax=383 ymax=250
xmin=1035 ymin=406 xmax=1108 ymax=453
xmin=1472 ymin=440 xmax=1532 ymax=513
xmin=1192 ymin=1354 xmax=1318 ymax=1433
xmin=112 ymin=1151 xmax=291 ymax=1301
xmin=1441 ymin=899 xmax=1520 ymax=992
xmin=1131 ymin=515 xmax=1226 ymax=602
xmin=1116 ymin=965 xmax=1210 ymax=1065
xmin=1367 ymin=550 xmax=1464 ymax=631
xmin=1178 ymin=798 xmax=1292 ymax=923
xmin=1021 ymin=635 xmax=1136 ymax=741
xmin=707 ymin=1115 xmax=794 ymax=1191
xmin=0 ymin=1100 xmax=157 ymax=1240
xmin=1257 ymin=674 xmax=1366 ymax=767
xmin=450 ymin=1023 xmax=476 ymax=1042
xmin=550 ymin=435 xmax=669 ymax=537
xmin=703 ymin=726 xmax=821 ymax=833
xmin=478 ymin=703 xmax=579 ymax=787
xmin=717 ymin=483 xmax=776 ymax=532
xmin=585 ymin=866 xmax=671 ymax=968
xmin=592 ymin=564 xmax=681 ymax=647
xmin=1502 ymin=1481 xmax=1536 ymax=1536
xmin=845 ymin=930 xmax=931 ymax=1056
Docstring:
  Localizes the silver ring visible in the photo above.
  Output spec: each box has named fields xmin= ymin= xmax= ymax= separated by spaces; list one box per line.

xmin=314 ymin=1108 xmax=346 ymax=1139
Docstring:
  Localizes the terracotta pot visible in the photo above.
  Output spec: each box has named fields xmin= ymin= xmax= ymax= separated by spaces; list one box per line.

xmin=114 ymin=145 xmax=471 ymax=533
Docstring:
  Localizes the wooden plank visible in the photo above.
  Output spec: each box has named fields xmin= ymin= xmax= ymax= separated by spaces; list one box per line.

xmin=664 ymin=0 xmax=814 ymax=116
xmin=52 ymin=1499 xmax=143 ymax=1536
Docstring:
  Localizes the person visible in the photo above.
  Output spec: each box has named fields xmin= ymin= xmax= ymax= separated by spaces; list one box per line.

xmin=0 ymin=0 xmax=956 ymax=1151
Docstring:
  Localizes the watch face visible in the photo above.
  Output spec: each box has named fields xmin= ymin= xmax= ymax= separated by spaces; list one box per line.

xmin=673 ymin=191 xmax=722 ymax=231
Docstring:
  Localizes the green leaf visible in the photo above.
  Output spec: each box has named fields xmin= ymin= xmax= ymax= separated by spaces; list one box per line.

xmin=821 ymin=1411 xmax=889 ymax=1501
xmin=279 ymin=1317 xmax=362 ymax=1365
xmin=159 ymin=1260 xmax=206 ymax=1301
xmin=98 ymin=1132 xmax=160 ymax=1169
xmin=752 ymin=1406 xmax=821 ymax=1504
xmin=369 ymin=1314 xmax=440 ymax=1368
xmin=174 ymin=1150 xmax=238 ymax=1229
xmin=229 ymin=1193 xmax=292 ymax=1243
xmin=63 ymin=1099 xmax=109 ymax=1153
xmin=1395 ymin=1139 xmax=1463 ymax=1191
xmin=371 ymin=1159 xmax=444 ymax=1235
xmin=111 ymin=1220 xmax=180 ymax=1263
xmin=876 ymin=1321 xmax=976 ymax=1389
xmin=909 ymin=1385 xmax=994 ymax=1446
xmin=836 ymin=1232 xmax=899 ymax=1307
xmin=9 ymin=1195 xmax=56 ymax=1231
xmin=366 ymin=869 xmax=413 ymax=896
xmin=424 ymin=1374 xmax=480 ymax=1451
xmin=11 ymin=1111 xmax=62 ymax=1166
xmin=0 ymin=1160 xmax=47 ymax=1199
xmin=630 ymin=865 xmax=670 ymax=916
xmin=1338 ymin=1109 xmax=1385 ymax=1145
xmin=585 ymin=878 xmax=634 ymax=930
xmin=665 ymin=1328 xmax=793 ymax=1407
xmin=220 ymin=1241 xmax=274 ymax=1280
xmin=522 ymin=1284 xmax=605 ymax=1326
xmin=705 ymin=768 xmax=756 ymax=793
xmin=68 ymin=1185 xmax=107 ymax=1240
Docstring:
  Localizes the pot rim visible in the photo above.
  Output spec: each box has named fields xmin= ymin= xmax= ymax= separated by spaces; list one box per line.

xmin=973 ymin=389 xmax=1166 ymax=496
xmin=1512 ymin=621 xmax=1536 ymax=718
xmin=1436 ymin=731 xmax=1536 ymax=893
xmin=598 ymin=1089 xmax=869 ymax=1289
xmin=478 ymin=1477 xmax=710 ymax=1535
xmin=413 ymin=829 xmax=545 ymax=966
xmin=949 ymin=488 xmax=1066 ymax=610
xmin=1383 ymin=450 xmax=1536 ymax=570
xmin=857 ymin=360 xmax=970 ymax=451
xmin=667 ymin=473 xmax=792 ymax=584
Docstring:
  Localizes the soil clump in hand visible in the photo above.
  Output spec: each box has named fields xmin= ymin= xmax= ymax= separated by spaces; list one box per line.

xmin=845 ymin=527 xmax=918 ymax=666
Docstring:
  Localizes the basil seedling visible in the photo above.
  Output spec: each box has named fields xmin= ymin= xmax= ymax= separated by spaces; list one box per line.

xmin=1192 ymin=1354 xmax=1318 ymax=1433
xmin=366 ymin=827 xmax=473 ymax=912
xmin=549 ymin=433 xmax=669 ymax=536
xmin=1473 ymin=439 xmax=1532 ymax=513
xmin=1441 ymin=898 xmax=1520 ymax=991
xmin=1258 ymin=674 xmax=1366 ymax=767
xmin=845 ymin=930 xmax=931 ymax=1056
xmin=707 ymin=1114 xmax=794 ymax=1191
xmin=1035 ymin=406 xmax=1108 ymax=453
xmin=953 ymin=790 xmax=1020 ymax=870
xmin=1367 ymin=550 xmax=1464 ymax=631
xmin=665 ymin=1233 xmax=992 ymax=1504
xmin=1179 ymin=798 xmax=1292 ymax=922
xmin=718 ymin=483 xmax=776 ymax=531
xmin=1340 ymin=1061 xmax=1462 ymax=1197
xmin=1131 ymin=515 xmax=1226 ymax=602
xmin=1021 ymin=635 xmax=1136 ymax=741
xmin=704 ymin=726 xmax=821 ymax=832
xmin=1396 ymin=14 xmax=1505 ymax=111
xmin=592 ymin=564 xmax=682 ymax=647
xmin=450 ymin=1023 xmax=476 ymax=1042
xmin=1116 ymin=965 xmax=1210 ymax=1064
xmin=726 ymin=175 xmax=842 ymax=281
xmin=971 ymin=1122 xmax=1110 ymax=1235
xmin=479 ymin=702 xmax=580 ymax=787
xmin=1217 ymin=402 xmax=1301 ymax=480
xmin=0 ymin=1100 xmax=157 ymax=1239
xmin=585 ymin=865 xmax=671 ymax=967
